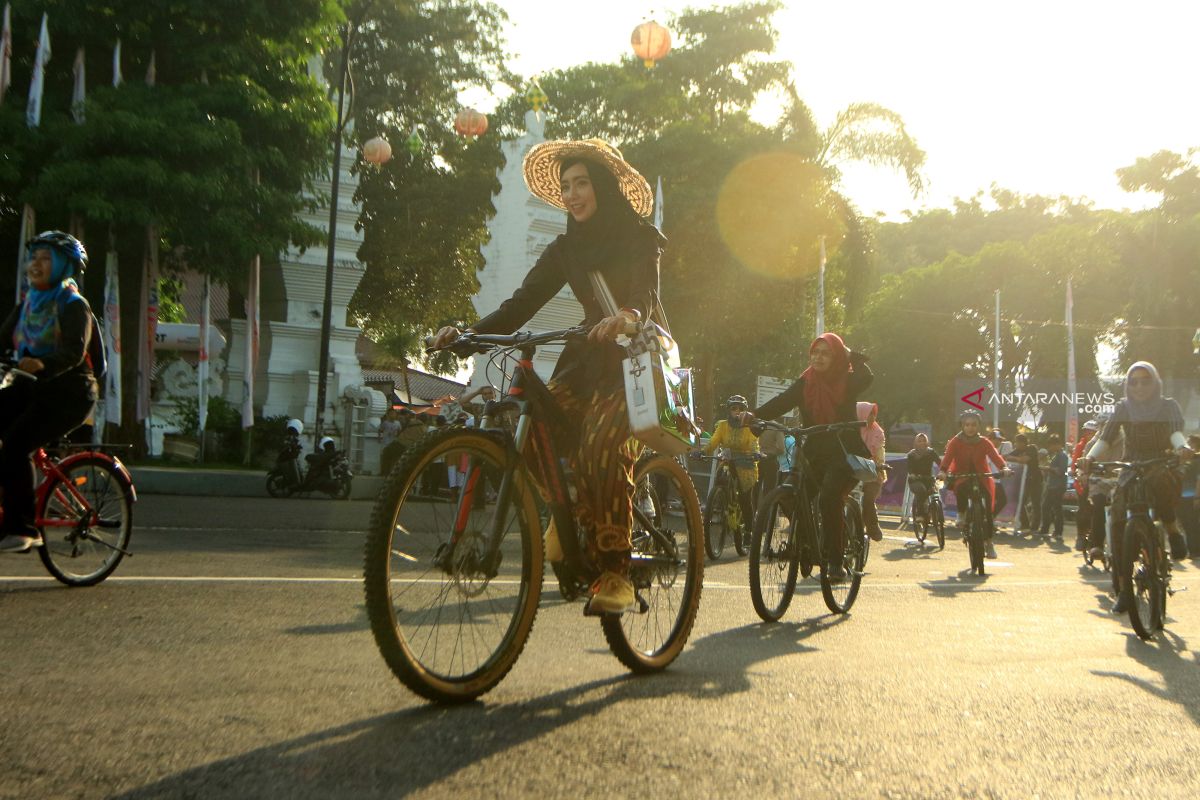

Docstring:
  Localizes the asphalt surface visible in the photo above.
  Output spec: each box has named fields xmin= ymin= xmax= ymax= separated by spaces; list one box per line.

xmin=2 ymin=495 xmax=1199 ymax=799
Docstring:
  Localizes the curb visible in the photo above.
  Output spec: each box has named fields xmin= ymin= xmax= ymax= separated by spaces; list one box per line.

xmin=129 ymin=466 xmax=385 ymax=500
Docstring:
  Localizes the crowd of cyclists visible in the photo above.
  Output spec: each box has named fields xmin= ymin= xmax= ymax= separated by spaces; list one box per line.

xmin=697 ymin=356 xmax=1197 ymax=615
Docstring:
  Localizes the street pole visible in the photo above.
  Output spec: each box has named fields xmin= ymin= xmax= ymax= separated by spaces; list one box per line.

xmin=315 ymin=26 xmax=351 ymax=439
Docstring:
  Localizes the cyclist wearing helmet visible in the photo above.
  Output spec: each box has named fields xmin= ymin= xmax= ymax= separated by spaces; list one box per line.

xmin=700 ymin=395 xmax=761 ymax=536
xmin=937 ymin=410 xmax=1010 ymax=559
xmin=0 ymin=232 xmax=99 ymax=552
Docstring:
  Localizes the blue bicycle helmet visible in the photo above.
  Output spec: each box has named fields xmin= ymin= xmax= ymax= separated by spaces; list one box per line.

xmin=27 ymin=230 xmax=88 ymax=277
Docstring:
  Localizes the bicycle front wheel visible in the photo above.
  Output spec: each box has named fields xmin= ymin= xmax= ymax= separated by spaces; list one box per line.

xmin=37 ymin=455 xmax=134 ymax=587
xmin=363 ymin=428 xmax=543 ymax=703
xmin=1124 ymin=519 xmax=1162 ymax=640
xmin=822 ymin=497 xmax=867 ymax=614
xmin=603 ymin=454 xmax=704 ymax=672
xmin=704 ymin=480 xmax=730 ymax=561
xmin=968 ymin=505 xmax=986 ymax=575
xmin=732 ymin=483 xmax=751 ymax=557
xmin=933 ymin=502 xmax=946 ymax=550
xmin=749 ymin=485 xmax=800 ymax=622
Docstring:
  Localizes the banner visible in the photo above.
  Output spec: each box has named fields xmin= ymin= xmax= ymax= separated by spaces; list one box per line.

xmin=25 ymin=13 xmax=49 ymax=127
xmin=242 ymin=256 xmax=259 ymax=429
xmin=111 ymin=39 xmax=122 ymax=87
xmin=1 ymin=4 xmax=13 ymax=107
xmin=15 ymin=203 xmax=33 ymax=303
xmin=136 ymin=226 xmax=158 ymax=422
xmin=102 ymin=248 xmax=122 ymax=425
xmin=197 ymin=273 xmax=210 ymax=434
xmin=71 ymin=46 xmax=84 ymax=123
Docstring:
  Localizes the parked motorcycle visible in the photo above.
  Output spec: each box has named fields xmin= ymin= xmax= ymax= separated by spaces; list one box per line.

xmin=266 ymin=425 xmax=354 ymax=500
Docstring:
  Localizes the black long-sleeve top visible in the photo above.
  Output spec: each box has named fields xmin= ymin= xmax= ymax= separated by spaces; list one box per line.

xmin=472 ymin=225 xmax=664 ymax=394
xmin=752 ymin=354 xmax=874 ymax=464
xmin=0 ymin=299 xmax=94 ymax=380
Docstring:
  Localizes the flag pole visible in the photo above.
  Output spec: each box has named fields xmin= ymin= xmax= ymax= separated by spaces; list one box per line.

xmin=816 ymin=236 xmax=826 ymax=337
xmin=993 ymin=289 xmax=1000 ymax=431
xmin=1066 ymin=277 xmax=1077 ymax=444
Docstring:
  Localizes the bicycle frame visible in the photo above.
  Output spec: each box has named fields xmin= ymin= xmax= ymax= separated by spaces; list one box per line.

xmin=442 ymin=330 xmax=676 ymax=587
xmin=33 ymin=448 xmax=137 ymax=532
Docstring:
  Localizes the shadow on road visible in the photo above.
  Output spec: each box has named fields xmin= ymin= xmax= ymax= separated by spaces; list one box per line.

xmin=880 ymin=541 xmax=941 ymax=561
xmin=918 ymin=570 xmax=998 ymax=598
xmin=111 ymin=618 xmax=847 ymax=799
xmin=1093 ymin=629 xmax=1200 ymax=728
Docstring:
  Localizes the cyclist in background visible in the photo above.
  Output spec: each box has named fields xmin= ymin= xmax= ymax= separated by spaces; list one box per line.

xmin=938 ymin=410 xmax=1009 ymax=559
xmin=857 ymin=402 xmax=887 ymax=541
xmin=701 ymin=395 xmax=761 ymax=536
xmin=1079 ymin=361 xmax=1193 ymax=613
xmin=0 ymin=232 xmax=99 ymax=553
xmin=741 ymin=332 xmax=873 ymax=581
xmin=1069 ymin=419 xmax=1100 ymax=551
xmin=906 ymin=433 xmax=940 ymax=529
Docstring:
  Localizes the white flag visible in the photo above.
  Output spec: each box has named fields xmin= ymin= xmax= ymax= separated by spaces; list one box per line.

xmin=1 ymin=4 xmax=12 ymax=107
xmin=654 ymin=176 xmax=664 ymax=230
xmin=197 ymin=273 xmax=211 ymax=434
xmin=25 ymin=12 xmax=49 ymax=127
xmin=242 ymin=257 xmax=259 ymax=429
xmin=136 ymin=227 xmax=159 ymax=422
xmin=15 ymin=202 xmax=33 ymax=304
xmin=816 ymin=235 xmax=827 ymax=337
xmin=71 ymin=47 xmax=85 ymax=124
xmin=103 ymin=249 xmax=123 ymax=426
xmin=111 ymin=39 xmax=122 ymax=87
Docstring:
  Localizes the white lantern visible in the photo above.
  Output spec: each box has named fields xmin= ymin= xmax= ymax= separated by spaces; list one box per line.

xmin=363 ymin=136 xmax=393 ymax=166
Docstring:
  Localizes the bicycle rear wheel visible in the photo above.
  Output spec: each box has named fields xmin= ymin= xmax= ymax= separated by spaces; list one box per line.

xmin=822 ymin=497 xmax=867 ymax=614
xmin=603 ymin=454 xmax=704 ymax=672
xmin=1124 ymin=519 xmax=1162 ymax=640
xmin=704 ymin=480 xmax=730 ymax=561
xmin=749 ymin=485 xmax=801 ymax=622
xmin=363 ymin=428 xmax=543 ymax=703
xmin=37 ymin=455 xmax=134 ymax=587
xmin=933 ymin=502 xmax=946 ymax=550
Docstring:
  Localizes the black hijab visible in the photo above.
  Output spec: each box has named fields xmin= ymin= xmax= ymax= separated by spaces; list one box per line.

xmin=559 ymin=157 xmax=648 ymax=273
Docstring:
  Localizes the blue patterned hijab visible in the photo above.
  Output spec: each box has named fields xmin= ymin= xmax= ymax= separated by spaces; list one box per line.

xmin=13 ymin=246 xmax=81 ymax=358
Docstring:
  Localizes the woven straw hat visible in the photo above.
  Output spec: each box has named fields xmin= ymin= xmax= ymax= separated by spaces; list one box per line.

xmin=522 ymin=139 xmax=654 ymax=218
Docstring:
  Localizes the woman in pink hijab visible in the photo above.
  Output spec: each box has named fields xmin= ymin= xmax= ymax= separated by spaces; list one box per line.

xmin=858 ymin=402 xmax=887 ymax=540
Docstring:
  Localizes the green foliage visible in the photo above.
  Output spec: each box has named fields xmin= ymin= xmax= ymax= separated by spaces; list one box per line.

xmin=347 ymin=0 xmax=511 ymax=361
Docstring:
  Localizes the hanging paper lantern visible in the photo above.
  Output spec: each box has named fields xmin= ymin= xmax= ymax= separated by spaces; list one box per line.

xmin=362 ymin=136 xmax=393 ymax=166
xmin=525 ymin=80 xmax=549 ymax=113
xmin=405 ymin=128 xmax=424 ymax=156
xmin=454 ymin=108 xmax=489 ymax=138
xmin=631 ymin=20 xmax=672 ymax=68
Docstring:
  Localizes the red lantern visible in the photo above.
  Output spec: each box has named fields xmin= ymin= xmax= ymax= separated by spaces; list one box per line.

xmin=631 ymin=20 xmax=672 ymax=68
xmin=362 ymin=136 xmax=393 ymax=166
xmin=454 ymin=108 xmax=489 ymax=138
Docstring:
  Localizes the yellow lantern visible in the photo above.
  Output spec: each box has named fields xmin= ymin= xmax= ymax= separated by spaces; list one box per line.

xmin=362 ymin=136 xmax=393 ymax=167
xmin=454 ymin=108 xmax=489 ymax=138
xmin=631 ymin=20 xmax=672 ymax=68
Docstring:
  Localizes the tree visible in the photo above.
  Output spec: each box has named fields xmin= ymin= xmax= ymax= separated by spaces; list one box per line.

xmin=346 ymin=0 xmax=513 ymax=361
xmin=1 ymin=0 xmax=340 ymax=441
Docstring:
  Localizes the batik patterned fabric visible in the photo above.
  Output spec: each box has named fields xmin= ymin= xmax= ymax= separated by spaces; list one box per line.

xmin=529 ymin=381 xmax=642 ymax=574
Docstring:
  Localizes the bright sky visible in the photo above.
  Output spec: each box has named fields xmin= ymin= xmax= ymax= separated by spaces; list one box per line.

xmin=469 ymin=0 xmax=1199 ymax=219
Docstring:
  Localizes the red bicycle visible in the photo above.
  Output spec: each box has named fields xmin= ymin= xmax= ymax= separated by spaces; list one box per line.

xmin=2 ymin=364 xmax=136 ymax=586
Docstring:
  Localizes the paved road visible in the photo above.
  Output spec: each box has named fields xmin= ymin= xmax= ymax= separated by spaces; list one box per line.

xmin=2 ymin=496 xmax=1199 ymax=799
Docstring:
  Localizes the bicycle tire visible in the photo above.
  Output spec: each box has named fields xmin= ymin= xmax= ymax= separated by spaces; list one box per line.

xmin=363 ymin=428 xmax=543 ymax=703
xmin=822 ymin=497 xmax=866 ymax=614
xmin=36 ymin=454 xmax=134 ymax=587
xmin=968 ymin=504 xmax=986 ymax=575
xmin=733 ymin=482 xmax=751 ymax=557
xmin=602 ymin=454 xmax=704 ymax=672
xmin=1124 ymin=519 xmax=1161 ymax=640
xmin=914 ymin=512 xmax=926 ymax=544
xmin=933 ymin=502 xmax=946 ymax=550
xmin=704 ymin=480 xmax=730 ymax=561
xmin=749 ymin=485 xmax=801 ymax=622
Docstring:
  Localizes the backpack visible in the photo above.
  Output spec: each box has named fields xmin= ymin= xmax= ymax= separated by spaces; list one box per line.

xmin=759 ymin=426 xmax=786 ymax=456
xmin=57 ymin=293 xmax=107 ymax=380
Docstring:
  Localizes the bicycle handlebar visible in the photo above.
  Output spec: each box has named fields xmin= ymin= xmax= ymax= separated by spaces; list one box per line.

xmin=0 ymin=357 xmax=38 ymax=383
xmin=426 ymin=325 xmax=594 ymax=356
xmin=1092 ymin=455 xmax=1180 ymax=471
xmin=754 ymin=419 xmax=866 ymax=439
xmin=944 ymin=471 xmax=1007 ymax=479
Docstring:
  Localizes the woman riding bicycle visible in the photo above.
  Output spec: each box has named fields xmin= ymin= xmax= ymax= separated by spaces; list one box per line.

xmin=906 ymin=432 xmax=940 ymax=526
xmin=430 ymin=139 xmax=664 ymax=614
xmin=0 ymin=232 xmax=99 ymax=553
xmin=741 ymin=332 xmax=873 ymax=581
xmin=1079 ymin=361 xmax=1193 ymax=614
xmin=937 ymin=410 xmax=1009 ymax=559
xmin=701 ymin=394 xmax=761 ymax=535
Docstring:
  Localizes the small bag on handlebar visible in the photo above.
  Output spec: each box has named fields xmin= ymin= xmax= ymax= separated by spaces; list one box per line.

xmin=840 ymin=438 xmax=879 ymax=484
